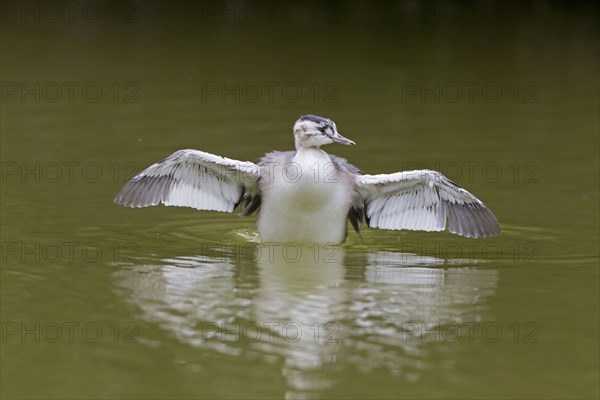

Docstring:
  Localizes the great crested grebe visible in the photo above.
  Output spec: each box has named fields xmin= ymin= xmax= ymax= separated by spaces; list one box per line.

xmin=114 ymin=115 xmax=500 ymax=244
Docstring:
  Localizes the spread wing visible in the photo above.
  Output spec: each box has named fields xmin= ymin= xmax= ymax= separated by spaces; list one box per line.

xmin=357 ymin=170 xmax=500 ymax=238
xmin=114 ymin=149 xmax=260 ymax=213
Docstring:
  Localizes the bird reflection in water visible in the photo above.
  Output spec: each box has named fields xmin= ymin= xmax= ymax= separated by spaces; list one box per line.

xmin=113 ymin=243 xmax=498 ymax=396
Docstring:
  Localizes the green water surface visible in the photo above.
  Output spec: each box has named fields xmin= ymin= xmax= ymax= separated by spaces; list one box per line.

xmin=1 ymin=2 xmax=598 ymax=399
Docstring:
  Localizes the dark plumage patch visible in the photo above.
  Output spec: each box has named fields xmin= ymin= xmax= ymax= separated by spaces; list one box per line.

xmin=299 ymin=114 xmax=329 ymax=125
xmin=240 ymin=193 xmax=261 ymax=216
xmin=233 ymin=186 xmax=245 ymax=209
xmin=348 ymin=206 xmax=364 ymax=237
xmin=364 ymin=203 xmax=371 ymax=227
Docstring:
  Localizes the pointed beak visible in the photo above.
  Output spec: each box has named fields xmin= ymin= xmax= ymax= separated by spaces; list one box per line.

xmin=331 ymin=132 xmax=356 ymax=145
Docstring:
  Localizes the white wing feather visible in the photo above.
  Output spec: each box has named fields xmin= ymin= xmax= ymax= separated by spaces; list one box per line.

xmin=114 ymin=149 xmax=260 ymax=213
xmin=357 ymin=170 xmax=500 ymax=238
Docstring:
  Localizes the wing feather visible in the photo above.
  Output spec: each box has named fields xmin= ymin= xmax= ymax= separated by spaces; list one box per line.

xmin=357 ymin=169 xmax=500 ymax=238
xmin=114 ymin=149 xmax=261 ymax=213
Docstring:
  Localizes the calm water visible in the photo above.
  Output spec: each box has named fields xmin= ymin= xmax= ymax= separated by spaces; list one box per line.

xmin=1 ymin=2 xmax=599 ymax=399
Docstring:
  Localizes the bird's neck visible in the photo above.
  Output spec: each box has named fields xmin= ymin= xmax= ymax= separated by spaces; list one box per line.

xmin=295 ymin=145 xmax=326 ymax=157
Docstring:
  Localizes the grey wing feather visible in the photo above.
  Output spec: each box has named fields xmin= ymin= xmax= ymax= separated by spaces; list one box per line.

xmin=114 ymin=149 xmax=260 ymax=213
xmin=357 ymin=169 xmax=500 ymax=238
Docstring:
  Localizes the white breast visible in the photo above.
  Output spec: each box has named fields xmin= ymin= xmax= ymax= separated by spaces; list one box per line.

xmin=257 ymin=148 xmax=352 ymax=244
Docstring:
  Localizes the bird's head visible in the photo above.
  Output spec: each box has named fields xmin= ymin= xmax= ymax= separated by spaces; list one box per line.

xmin=293 ymin=115 xmax=355 ymax=149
